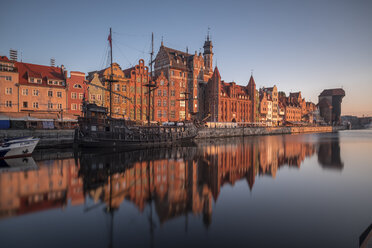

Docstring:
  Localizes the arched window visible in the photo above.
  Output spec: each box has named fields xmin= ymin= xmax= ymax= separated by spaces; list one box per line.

xmin=73 ymin=84 xmax=82 ymax=89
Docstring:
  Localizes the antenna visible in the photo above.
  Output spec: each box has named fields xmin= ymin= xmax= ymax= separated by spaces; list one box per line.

xmin=9 ymin=49 xmax=18 ymax=61
xmin=50 ymin=58 xmax=55 ymax=67
xmin=186 ymin=46 xmax=188 ymax=54
xmin=207 ymin=26 xmax=210 ymax=41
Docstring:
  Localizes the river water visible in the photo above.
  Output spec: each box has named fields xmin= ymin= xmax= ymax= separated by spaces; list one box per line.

xmin=0 ymin=130 xmax=372 ymax=248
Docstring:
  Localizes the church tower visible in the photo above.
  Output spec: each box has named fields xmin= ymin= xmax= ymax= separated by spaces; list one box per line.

xmin=203 ymin=31 xmax=213 ymax=74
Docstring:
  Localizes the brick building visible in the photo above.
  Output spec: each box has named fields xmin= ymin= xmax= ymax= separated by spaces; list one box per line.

xmin=154 ymin=35 xmax=214 ymax=121
xmin=0 ymin=56 xmax=18 ymax=113
xmin=204 ymin=67 xmax=253 ymax=122
xmin=15 ymin=62 xmax=67 ymax=115
xmin=66 ymin=71 xmax=87 ymax=116
xmin=318 ymin=88 xmax=345 ymax=125
xmin=153 ymin=71 xmax=169 ymax=122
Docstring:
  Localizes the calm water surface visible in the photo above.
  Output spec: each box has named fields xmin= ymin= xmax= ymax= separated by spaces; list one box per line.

xmin=0 ymin=130 xmax=372 ymax=248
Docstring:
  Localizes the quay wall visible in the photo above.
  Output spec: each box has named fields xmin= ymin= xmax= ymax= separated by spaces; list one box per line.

xmin=0 ymin=126 xmax=340 ymax=148
xmin=196 ymin=126 xmax=335 ymax=139
xmin=0 ymin=129 xmax=75 ymax=148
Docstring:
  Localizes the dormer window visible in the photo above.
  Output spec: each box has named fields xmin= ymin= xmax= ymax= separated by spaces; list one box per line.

xmin=73 ymin=84 xmax=82 ymax=89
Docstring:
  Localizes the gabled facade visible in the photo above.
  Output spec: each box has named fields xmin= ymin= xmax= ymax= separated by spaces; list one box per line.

xmin=66 ymin=71 xmax=87 ymax=116
xmin=154 ymin=36 xmax=214 ymax=121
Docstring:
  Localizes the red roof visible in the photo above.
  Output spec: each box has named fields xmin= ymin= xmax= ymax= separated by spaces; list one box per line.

xmin=247 ymin=75 xmax=256 ymax=87
xmin=0 ymin=56 xmax=11 ymax=62
xmin=16 ymin=62 xmax=66 ymax=88
xmin=319 ymin=88 xmax=345 ymax=97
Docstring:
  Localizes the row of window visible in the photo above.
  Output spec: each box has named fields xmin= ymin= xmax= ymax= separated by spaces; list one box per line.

xmin=0 ymin=75 xmax=12 ymax=81
xmin=19 ymin=89 xmax=63 ymax=98
xmin=19 ymin=101 xmax=63 ymax=109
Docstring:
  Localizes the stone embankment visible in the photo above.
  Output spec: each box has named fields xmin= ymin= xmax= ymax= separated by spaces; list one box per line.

xmin=0 ymin=126 xmax=341 ymax=148
xmin=196 ymin=126 xmax=335 ymax=139
xmin=0 ymin=129 xmax=75 ymax=148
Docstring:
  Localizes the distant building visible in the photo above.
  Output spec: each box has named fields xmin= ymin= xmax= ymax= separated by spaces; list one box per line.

xmin=318 ymin=88 xmax=345 ymax=125
xmin=86 ymin=73 xmax=105 ymax=107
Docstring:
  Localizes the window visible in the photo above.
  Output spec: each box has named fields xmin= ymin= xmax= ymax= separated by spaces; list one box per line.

xmin=157 ymin=110 xmax=162 ymax=118
xmin=22 ymin=89 xmax=28 ymax=96
xmin=157 ymin=90 xmax=161 ymax=96
xmin=115 ymin=84 xmax=120 ymax=91
xmin=179 ymin=72 xmax=182 ymax=77
xmin=171 ymin=71 xmax=174 ymax=76
xmin=71 ymin=104 xmax=77 ymax=110
xmin=171 ymin=81 xmax=175 ymax=86
xmin=137 ymin=98 xmax=141 ymax=104
xmin=163 ymin=90 xmax=167 ymax=96
xmin=115 ymin=107 xmax=120 ymax=113
xmin=170 ymin=111 xmax=175 ymax=119
xmin=23 ymin=101 xmax=28 ymax=108
xmin=90 ymin=94 xmax=96 ymax=100
xmin=48 ymin=102 xmax=53 ymax=109
xmin=5 ymin=101 xmax=12 ymax=107
xmin=58 ymin=104 xmax=62 ymax=109
xmin=33 ymin=102 xmax=39 ymax=108
xmin=48 ymin=91 xmax=53 ymax=97
xmin=122 ymin=85 xmax=127 ymax=92
xmin=79 ymin=93 xmax=84 ymax=99
xmin=32 ymin=89 xmax=39 ymax=96
xmin=97 ymin=94 xmax=101 ymax=100
xmin=57 ymin=92 xmax=62 ymax=98
xmin=163 ymin=110 xmax=167 ymax=117
xmin=5 ymin=88 xmax=12 ymax=95
xmin=157 ymin=99 xmax=161 ymax=107
xmin=71 ymin=92 xmax=77 ymax=99
xmin=163 ymin=100 xmax=167 ymax=107
xmin=180 ymin=101 xmax=185 ymax=107
xmin=171 ymin=100 xmax=175 ymax=106
xmin=73 ymin=84 xmax=82 ymax=89
xmin=130 ymin=86 xmax=134 ymax=93
xmin=5 ymin=76 xmax=12 ymax=81
xmin=79 ymin=104 xmax=83 ymax=110
xmin=160 ymin=80 xmax=164 ymax=86
xmin=179 ymin=111 xmax=185 ymax=119
xmin=171 ymin=90 xmax=175 ymax=96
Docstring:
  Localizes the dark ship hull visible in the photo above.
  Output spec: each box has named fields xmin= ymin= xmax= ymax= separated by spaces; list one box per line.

xmin=75 ymin=103 xmax=199 ymax=149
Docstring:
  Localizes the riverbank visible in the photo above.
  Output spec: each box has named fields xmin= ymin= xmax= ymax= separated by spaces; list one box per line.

xmin=196 ymin=126 xmax=340 ymax=139
xmin=0 ymin=126 xmax=344 ymax=148
xmin=0 ymin=129 xmax=74 ymax=148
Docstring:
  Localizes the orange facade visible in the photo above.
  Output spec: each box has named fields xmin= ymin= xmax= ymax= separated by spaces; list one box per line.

xmin=0 ymin=56 xmax=18 ymax=113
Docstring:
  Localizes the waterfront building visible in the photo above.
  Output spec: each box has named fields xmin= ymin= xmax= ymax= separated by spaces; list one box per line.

xmin=247 ymin=75 xmax=259 ymax=123
xmin=88 ymin=60 xmax=150 ymax=121
xmin=86 ymin=73 xmax=105 ymax=107
xmin=15 ymin=62 xmax=67 ymax=115
xmin=318 ymin=88 xmax=345 ymax=125
xmin=66 ymin=71 xmax=87 ymax=116
xmin=122 ymin=59 xmax=150 ymax=121
xmin=0 ymin=56 xmax=18 ymax=113
xmin=154 ymin=35 xmax=214 ymax=121
xmin=204 ymin=67 xmax=253 ymax=122
xmin=262 ymin=85 xmax=279 ymax=125
xmin=153 ymin=71 xmax=169 ymax=122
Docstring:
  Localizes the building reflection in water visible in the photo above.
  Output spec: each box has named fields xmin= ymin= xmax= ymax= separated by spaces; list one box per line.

xmin=0 ymin=134 xmax=343 ymax=227
xmin=317 ymin=134 xmax=344 ymax=170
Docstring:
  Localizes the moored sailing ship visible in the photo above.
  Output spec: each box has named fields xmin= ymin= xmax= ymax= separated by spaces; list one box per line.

xmin=75 ymin=28 xmax=198 ymax=148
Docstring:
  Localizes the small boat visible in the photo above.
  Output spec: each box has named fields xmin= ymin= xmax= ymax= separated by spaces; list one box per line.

xmin=0 ymin=137 xmax=39 ymax=159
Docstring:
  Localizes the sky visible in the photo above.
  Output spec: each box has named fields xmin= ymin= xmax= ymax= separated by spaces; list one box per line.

xmin=1 ymin=0 xmax=371 ymax=116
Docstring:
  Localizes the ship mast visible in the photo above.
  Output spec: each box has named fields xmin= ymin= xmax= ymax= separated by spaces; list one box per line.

xmin=144 ymin=32 xmax=157 ymax=126
xmin=109 ymin=28 xmax=113 ymax=117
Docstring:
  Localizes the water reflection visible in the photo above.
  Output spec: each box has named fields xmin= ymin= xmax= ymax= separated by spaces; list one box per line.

xmin=0 ymin=133 xmax=344 ymax=226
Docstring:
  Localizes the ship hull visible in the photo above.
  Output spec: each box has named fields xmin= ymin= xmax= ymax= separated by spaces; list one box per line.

xmin=77 ymin=135 xmax=197 ymax=149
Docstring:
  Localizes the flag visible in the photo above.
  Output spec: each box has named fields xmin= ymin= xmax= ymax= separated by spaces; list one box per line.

xmin=108 ymin=33 xmax=112 ymax=48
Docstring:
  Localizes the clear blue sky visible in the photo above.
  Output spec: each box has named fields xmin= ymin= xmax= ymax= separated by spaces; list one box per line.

xmin=1 ymin=0 xmax=371 ymax=116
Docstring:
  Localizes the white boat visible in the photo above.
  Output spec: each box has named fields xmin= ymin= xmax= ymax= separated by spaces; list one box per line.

xmin=0 ymin=137 xmax=39 ymax=159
